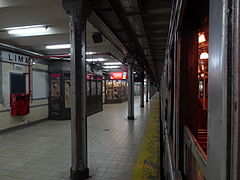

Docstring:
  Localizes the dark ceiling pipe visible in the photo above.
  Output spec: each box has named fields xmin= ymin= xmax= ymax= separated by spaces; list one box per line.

xmin=30 ymin=52 xmax=127 ymax=66
xmin=0 ymin=42 xmax=44 ymax=57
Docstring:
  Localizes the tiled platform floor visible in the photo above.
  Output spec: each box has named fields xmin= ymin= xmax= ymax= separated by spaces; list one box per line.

xmin=0 ymin=95 xmax=157 ymax=180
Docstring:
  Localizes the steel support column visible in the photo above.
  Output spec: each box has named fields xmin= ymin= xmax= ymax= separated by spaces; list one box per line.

xmin=62 ymin=1 xmax=89 ymax=179
xmin=149 ymin=82 xmax=152 ymax=99
xmin=140 ymin=72 xmax=144 ymax=107
xmin=128 ymin=61 xmax=135 ymax=120
xmin=146 ymin=77 xmax=149 ymax=102
xmin=0 ymin=56 xmax=2 ymax=104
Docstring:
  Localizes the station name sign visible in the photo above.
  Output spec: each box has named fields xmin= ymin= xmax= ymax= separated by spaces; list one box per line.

xmin=0 ymin=51 xmax=29 ymax=65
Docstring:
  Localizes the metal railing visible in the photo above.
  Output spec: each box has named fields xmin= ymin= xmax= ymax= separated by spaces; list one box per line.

xmin=162 ymin=120 xmax=182 ymax=180
xmin=184 ymin=126 xmax=207 ymax=177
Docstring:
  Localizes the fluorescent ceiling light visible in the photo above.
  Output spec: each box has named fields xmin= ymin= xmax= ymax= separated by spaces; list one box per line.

xmin=46 ymin=44 xmax=70 ymax=49
xmin=103 ymin=62 xmax=122 ymax=65
xmin=8 ymin=27 xmax=47 ymax=35
xmin=103 ymin=66 xmax=121 ymax=69
xmin=7 ymin=25 xmax=48 ymax=35
xmin=5 ymin=25 xmax=45 ymax=30
xmin=69 ymin=52 xmax=95 ymax=55
xmin=86 ymin=52 xmax=95 ymax=55
xmin=87 ymin=58 xmax=105 ymax=62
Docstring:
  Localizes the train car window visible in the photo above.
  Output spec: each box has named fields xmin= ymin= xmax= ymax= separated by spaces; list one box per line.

xmin=197 ymin=22 xmax=209 ymax=153
xmin=176 ymin=0 xmax=209 ymax=179
xmin=10 ymin=73 xmax=26 ymax=94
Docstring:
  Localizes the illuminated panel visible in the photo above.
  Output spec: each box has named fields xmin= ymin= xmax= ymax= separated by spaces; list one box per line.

xmin=110 ymin=72 xmax=128 ymax=79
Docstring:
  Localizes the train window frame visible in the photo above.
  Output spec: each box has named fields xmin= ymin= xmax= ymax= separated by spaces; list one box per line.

xmin=0 ymin=62 xmax=2 ymax=105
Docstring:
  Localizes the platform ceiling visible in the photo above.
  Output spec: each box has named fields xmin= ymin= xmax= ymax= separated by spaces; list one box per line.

xmin=0 ymin=0 xmax=172 ymax=81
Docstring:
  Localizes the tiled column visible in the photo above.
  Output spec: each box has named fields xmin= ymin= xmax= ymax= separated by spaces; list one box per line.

xmin=62 ymin=0 xmax=89 ymax=179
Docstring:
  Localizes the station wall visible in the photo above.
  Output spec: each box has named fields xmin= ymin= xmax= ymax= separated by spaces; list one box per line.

xmin=0 ymin=51 xmax=49 ymax=131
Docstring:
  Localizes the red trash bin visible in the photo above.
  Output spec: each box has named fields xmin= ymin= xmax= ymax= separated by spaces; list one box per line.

xmin=10 ymin=94 xmax=30 ymax=116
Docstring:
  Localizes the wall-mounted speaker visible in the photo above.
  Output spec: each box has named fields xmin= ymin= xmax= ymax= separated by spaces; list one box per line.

xmin=92 ymin=32 xmax=103 ymax=43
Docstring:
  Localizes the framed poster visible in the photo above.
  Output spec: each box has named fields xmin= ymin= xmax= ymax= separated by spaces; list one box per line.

xmin=64 ymin=80 xmax=71 ymax=108
xmin=51 ymin=80 xmax=60 ymax=97
xmin=97 ymin=81 xmax=102 ymax=95
xmin=91 ymin=81 xmax=96 ymax=95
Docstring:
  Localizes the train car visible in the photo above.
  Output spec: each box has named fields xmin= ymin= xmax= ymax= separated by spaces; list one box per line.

xmin=160 ymin=0 xmax=240 ymax=179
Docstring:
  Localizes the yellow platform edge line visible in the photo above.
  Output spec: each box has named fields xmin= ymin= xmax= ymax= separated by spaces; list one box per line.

xmin=131 ymin=98 xmax=160 ymax=180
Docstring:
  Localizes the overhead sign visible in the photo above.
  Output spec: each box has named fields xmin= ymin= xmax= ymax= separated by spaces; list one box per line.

xmin=0 ymin=51 xmax=29 ymax=65
xmin=110 ymin=72 xmax=128 ymax=80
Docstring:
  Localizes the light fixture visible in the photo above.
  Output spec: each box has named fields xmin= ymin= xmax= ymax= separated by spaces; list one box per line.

xmin=103 ymin=66 xmax=121 ymax=69
xmin=46 ymin=44 xmax=70 ymax=49
xmin=5 ymin=25 xmax=45 ymax=30
xmin=69 ymin=52 xmax=95 ymax=55
xmin=200 ymin=52 xmax=209 ymax=59
xmin=7 ymin=25 xmax=48 ymax=35
xmin=86 ymin=52 xmax=96 ymax=55
xmin=103 ymin=62 xmax=122 ymax=65
xmin=87 ymin=58 xmax=105 ymax=62
xmin=198 ymin=33 xmax=206 ymax=43
xmin=201 ymin=73 xmax=205 ymax=78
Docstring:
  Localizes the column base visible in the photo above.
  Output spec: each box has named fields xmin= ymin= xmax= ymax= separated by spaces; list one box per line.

xmin=70 ymin=167 xmax=89 ymax=180
xmin=127 ymin=116 xmax=135 ymax=120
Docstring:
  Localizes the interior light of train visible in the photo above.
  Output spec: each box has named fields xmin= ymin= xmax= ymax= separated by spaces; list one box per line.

xmin=200 ymin=52 xmax=209 ymax=59
xmin=198 ymin=33 xmax=206 ymax=43
xmin=46 ymin=44 xmax=70 ymax=49
xmin=103 ymin=62 xmax=122 ymax=65
xmin=86 ymin=58 xmax=105 ymax=62
xmin=103 ymin=66 xmax=121 ymax=69
xmin=8 ymin=26 xmax=48 ymax=35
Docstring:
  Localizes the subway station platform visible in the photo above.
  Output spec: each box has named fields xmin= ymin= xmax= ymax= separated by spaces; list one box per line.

xmin=0 ymin=94 xmax=160 ymax=180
